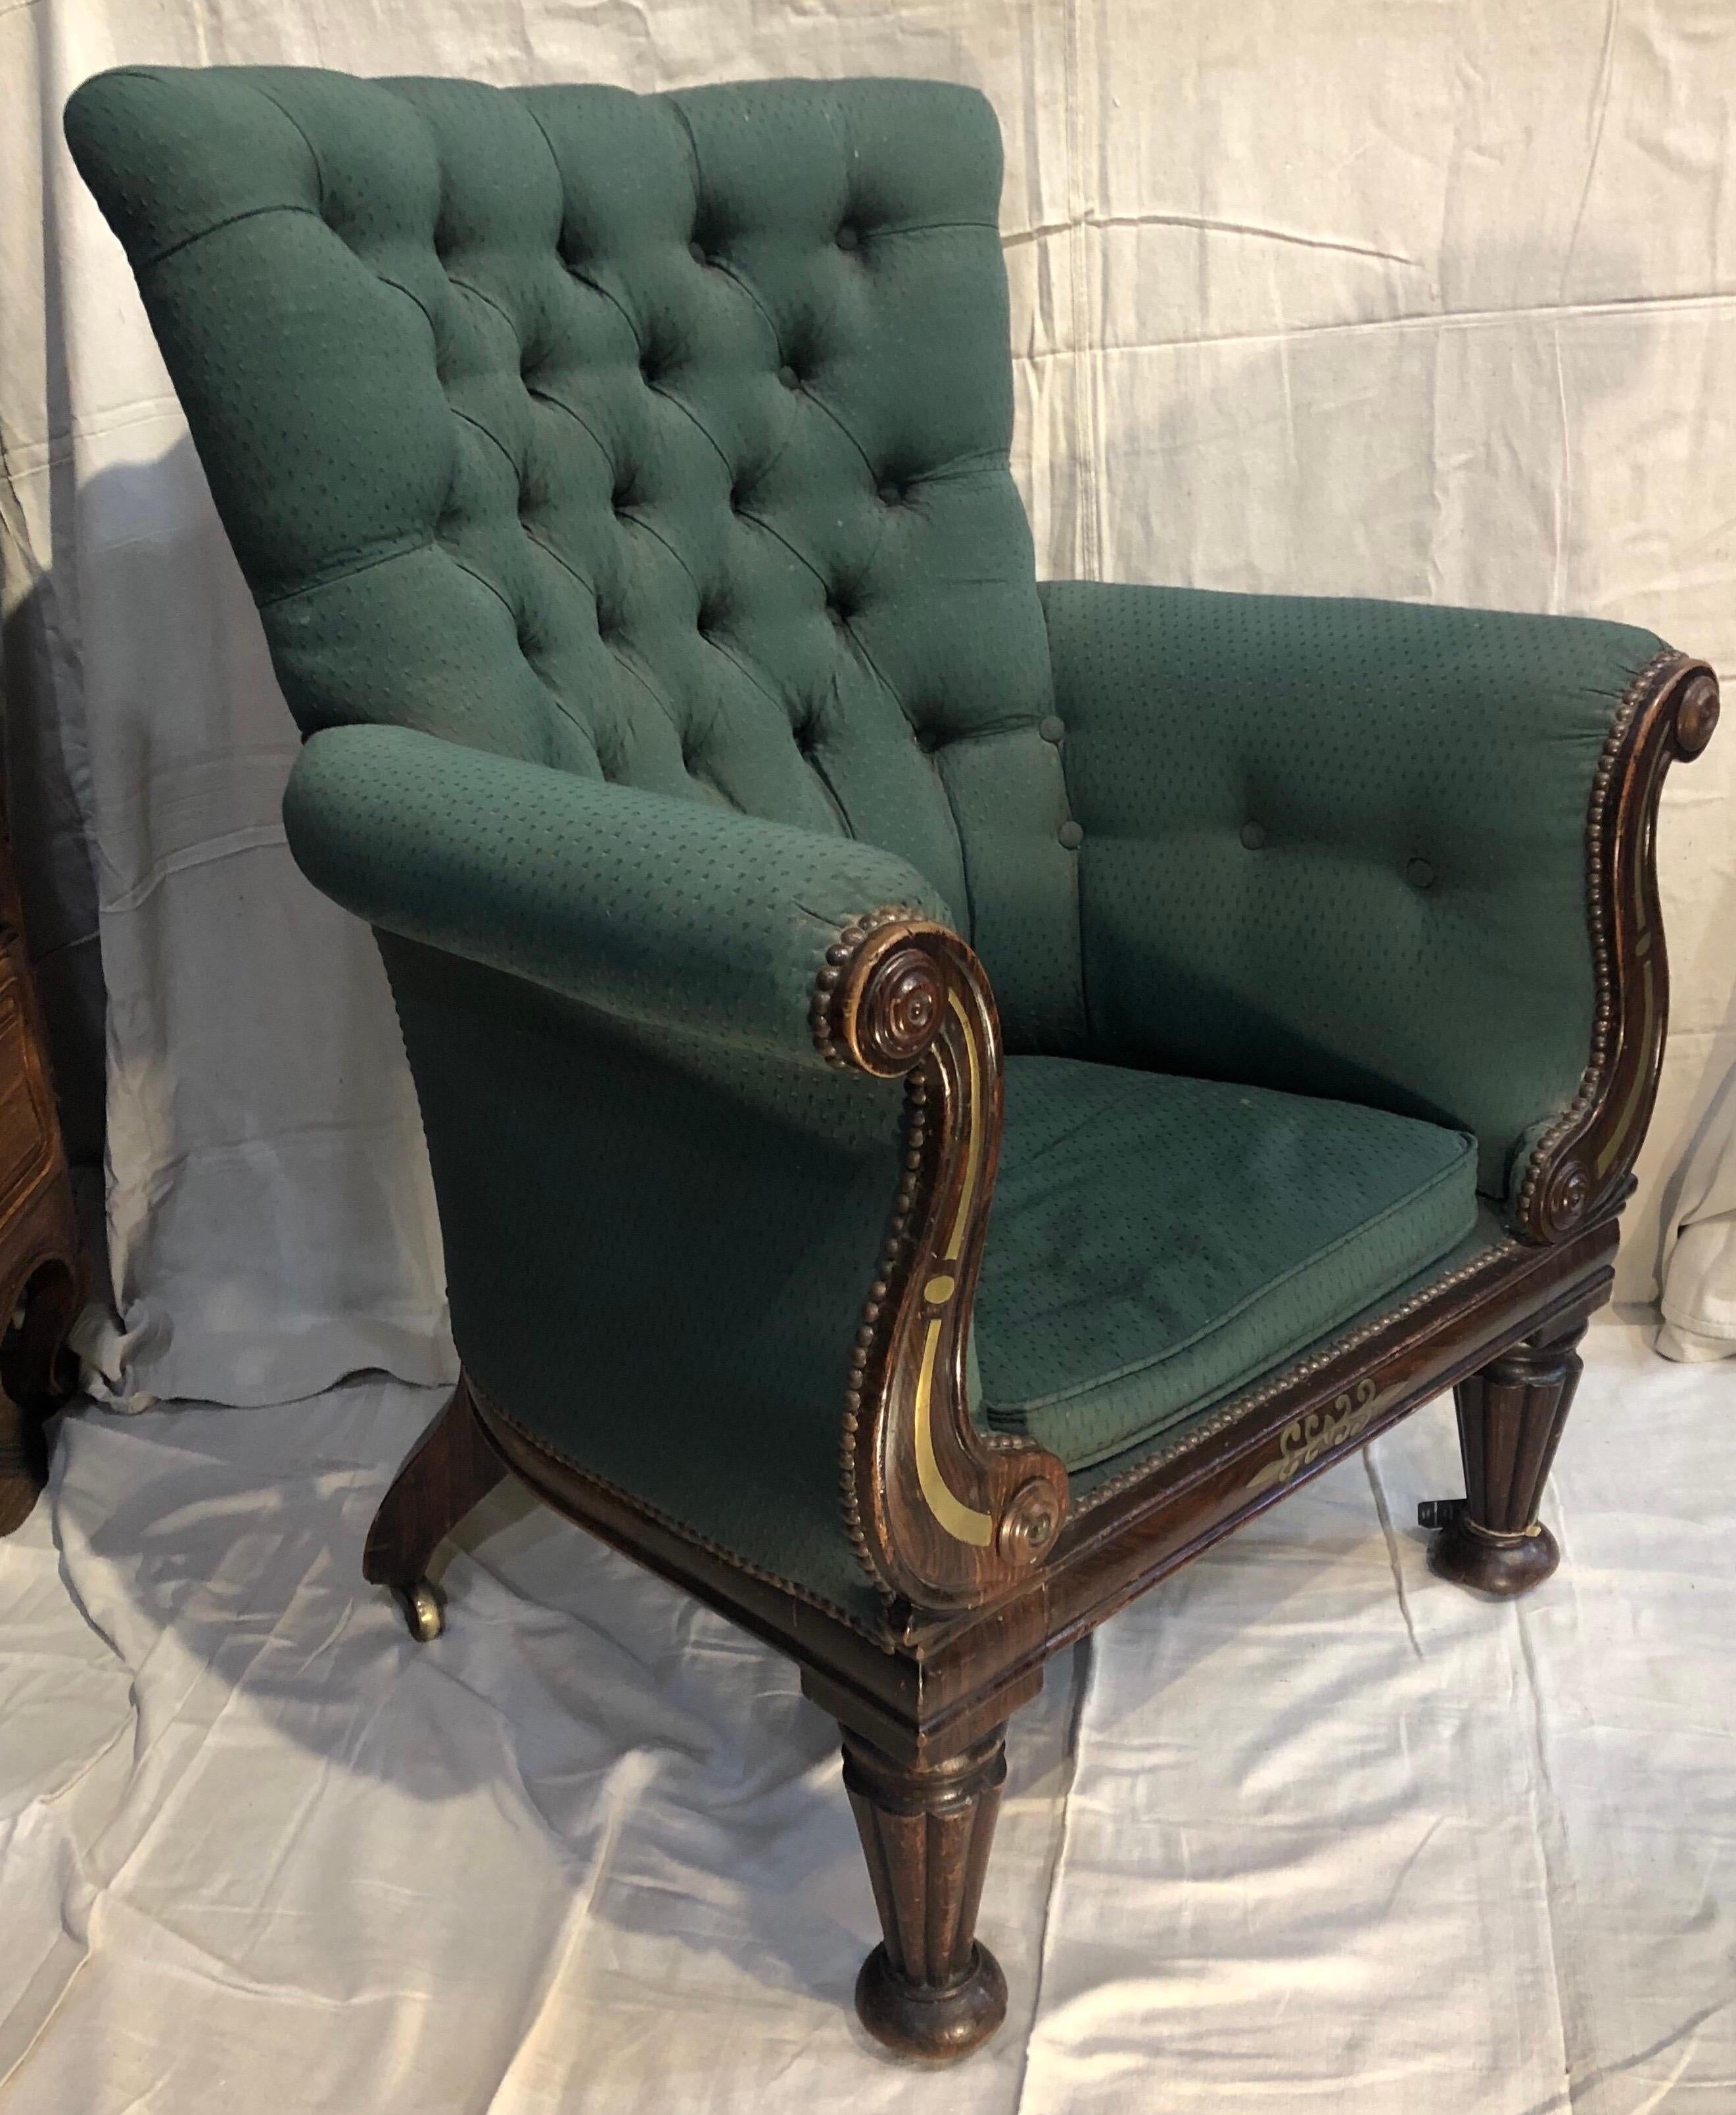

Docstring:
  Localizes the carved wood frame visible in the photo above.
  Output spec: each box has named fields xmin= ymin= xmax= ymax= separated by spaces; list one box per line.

xmin=402 ymin=647 xmax=1720 ymax=1758
xmin=440 ymin=653 xmax=1717 ymax=2056
xmin=795 ymin=649 xmax=1721 ymax=1644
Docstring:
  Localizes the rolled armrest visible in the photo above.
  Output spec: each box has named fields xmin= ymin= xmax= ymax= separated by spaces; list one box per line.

xmin=284 ymin=723 xmax=952 ymax=1063
xmin=1040 ymin=581 xmax=1714 ymax=1218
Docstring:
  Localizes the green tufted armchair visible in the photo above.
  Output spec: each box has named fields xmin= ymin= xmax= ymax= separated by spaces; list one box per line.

xmin=68 ymin=65 xmax=1718 ymax=2062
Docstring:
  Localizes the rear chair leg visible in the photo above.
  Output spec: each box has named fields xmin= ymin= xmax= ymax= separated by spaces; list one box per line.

xmin=1421 ymin=1318 xmax=1587 ymax=1597
xmin=364 ymin=1375 xmax=505 ymax=1640
xmin=0 ymin=1258 xmax=82 ymax=1536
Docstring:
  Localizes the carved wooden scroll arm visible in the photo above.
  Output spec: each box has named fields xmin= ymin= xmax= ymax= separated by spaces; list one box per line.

xmin=812 ymin=909 xmax=1069 ymax=1615
xmin=1515 ymin=654 xmax=1720 ymax=1242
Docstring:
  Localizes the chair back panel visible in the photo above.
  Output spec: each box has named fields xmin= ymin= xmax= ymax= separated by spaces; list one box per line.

xmin=67 ymin=67 xmax=1066 ymax=947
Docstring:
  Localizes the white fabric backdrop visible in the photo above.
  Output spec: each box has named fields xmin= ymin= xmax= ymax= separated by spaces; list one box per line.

xmin=3 ymin=3 xmax=1735 ymax=1378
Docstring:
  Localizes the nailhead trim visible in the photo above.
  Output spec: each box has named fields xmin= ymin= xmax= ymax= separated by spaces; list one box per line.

xmin=473 ymin=1378 xmax=897 ymax=1646
xmin=1073 ymin=1235 xmax=1525 ymax=1512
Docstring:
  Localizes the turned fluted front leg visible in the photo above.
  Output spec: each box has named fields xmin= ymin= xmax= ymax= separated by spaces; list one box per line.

xmin=1424 ymin=1319 xmax=1587 ymax=1596
xmin=841 ymin=1725 xmax=1009 ymax=2060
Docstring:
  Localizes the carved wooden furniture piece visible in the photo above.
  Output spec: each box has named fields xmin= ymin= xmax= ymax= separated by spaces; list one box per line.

xmin=0 ymin=769 xmax=83 ymax=1534
xmin=68 ymin=64 xmax=1720 ymax=2065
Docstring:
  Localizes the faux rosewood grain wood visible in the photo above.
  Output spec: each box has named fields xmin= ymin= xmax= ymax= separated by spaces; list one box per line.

xmin=843 ymin=1726 xmax=1010 ymax=2059
xmin=815 ymin=908 xmax=1067 ymax=1618
xmin=1514 ymin=654 xmax=1719 ymax=1240
xmin=1426 ymin=1319 xmax=1587 ymax=1595
xmin=364 ymin=1374 xmax=506 ymax=1595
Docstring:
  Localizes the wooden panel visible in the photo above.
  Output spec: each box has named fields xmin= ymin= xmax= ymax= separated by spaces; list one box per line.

xmin=0 ymin=961 xmax=55 ymax=1214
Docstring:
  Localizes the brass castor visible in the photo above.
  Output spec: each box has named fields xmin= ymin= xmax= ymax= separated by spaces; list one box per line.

xmin=394 ymin=1579 xmax=445 ymax=1642
xmin=855 ymin=1940 xmax=1008 ymax=2062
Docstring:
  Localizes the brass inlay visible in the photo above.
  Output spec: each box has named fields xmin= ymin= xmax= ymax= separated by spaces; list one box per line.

xmin=1244 ymin=1379 xmax=1378 ymax=1495
xmin=913 ymin=1316 xmax=992 ymax=1546
xmin=924 ymin=1273 xmax=957 ymax=1305
xmin=1597 ymin=949 xmax=1656 ymax=1176
xmin=943 ymin=991 xmax=980 ymax=1263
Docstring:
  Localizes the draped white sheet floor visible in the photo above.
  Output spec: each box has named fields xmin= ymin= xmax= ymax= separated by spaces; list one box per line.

xmin=0 ymin=1318 xmax=1731 ymax=2114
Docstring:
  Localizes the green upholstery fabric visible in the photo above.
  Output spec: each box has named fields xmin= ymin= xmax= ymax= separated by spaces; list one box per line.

xmin=1041 ymin=582 xmax=1664 ymax=1196
xmin=381 ymin=936 xmax=907 ymax=1629
xmin=64 ymin=64 xmax=1081 ymax=1049
xmin=977 ymin=1059 xmax=1478 ymax=1468
xmin=285 ymin=720 xmax=948 ymax=1064
xmin=68 ymin=64 xmax=1674 ymax=1626
xmin=1060 ymin=1204 xmax=1519 ymax=1507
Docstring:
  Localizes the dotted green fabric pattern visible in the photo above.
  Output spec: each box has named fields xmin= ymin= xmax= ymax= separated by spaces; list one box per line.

xmin=64 ymin=64 xmax=1080 ymax=1043
xmin=1041 ymin=582 xmax=1664 ymax=1195
xmin=285 ymin=721 xmax=949 ymax=1064
xmin=381 ymin=936 xmax=906 ymax=1630
xmin=977 ymin=1058 xmax=1479 ymax=1468
xmin=64 ymin=64 xmax=1676 ymax=1613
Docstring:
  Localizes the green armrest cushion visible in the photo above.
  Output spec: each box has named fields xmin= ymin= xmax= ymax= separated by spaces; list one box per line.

xmin=284 ymin=722 xmax=951 ymax=1065
xmin=1039 ymin=581 xmax=1667 ymax=1195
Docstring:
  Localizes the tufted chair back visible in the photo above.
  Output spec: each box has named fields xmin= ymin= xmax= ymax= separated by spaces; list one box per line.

xmin=68 ymin=68 xmax=1081 ymax=1015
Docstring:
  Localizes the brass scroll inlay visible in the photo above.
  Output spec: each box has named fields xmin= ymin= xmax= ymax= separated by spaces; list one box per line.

xmin=913 ymin=1315 xmax=992 ymax=1547
xmin=909 ymin=991 xmax=993 ymax=1547
xmin=944 ymin=992 xmax=980 ymax=1263
xmin=1244 ymin=1379 xmax=1378 ymax=1495
xmin=1597 ymin=931 xmax=1656 ymax=1177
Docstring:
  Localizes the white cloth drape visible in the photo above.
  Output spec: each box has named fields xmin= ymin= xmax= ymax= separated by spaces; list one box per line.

xmin=3 ymin=1 xmax=1735 ymax=1408
xmin=1658 ymin=1056 xmax=1736 ymax=1360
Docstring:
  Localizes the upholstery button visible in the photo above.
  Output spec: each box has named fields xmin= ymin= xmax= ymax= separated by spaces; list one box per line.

xmin=1407 ymin=857 xmax=1436 ymax=890
xmin=836 ymin=224 xmax=860 ymax=251
xmin=688 ymin=239 xmax=707 ymax=264
xmin=1058 ymin=820 xmax=1085 ymax=849
xmin=876 ymin=480 xmax=903 ymax=506
xmin=777 ymin=363 xmax=801 ymax=389
xmin=1039 ymin=715 xmax=1066 ymax=744
xmin=1240 ymin=821 xmax=1267 ymax=851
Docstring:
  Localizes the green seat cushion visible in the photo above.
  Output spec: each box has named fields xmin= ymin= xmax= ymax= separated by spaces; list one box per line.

xmin=976 ymin=1058 xmax=1478 ymax=1470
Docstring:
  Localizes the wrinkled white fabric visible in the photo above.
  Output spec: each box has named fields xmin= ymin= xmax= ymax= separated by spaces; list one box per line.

xmin=1658 ymin=1055 xmax=1736 ymax=1360
xmin=4 ymin=3 xmax=1736 ymax=1410
xmin=0 ymin=1321 xmax=1731 ymax=2110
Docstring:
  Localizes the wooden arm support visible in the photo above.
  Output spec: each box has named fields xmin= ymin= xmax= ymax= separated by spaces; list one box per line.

xmin=1514 ymin=652 xmax=1720 ymax=1241
xmin=813 ymin=909 xmax=1069 ymax=1619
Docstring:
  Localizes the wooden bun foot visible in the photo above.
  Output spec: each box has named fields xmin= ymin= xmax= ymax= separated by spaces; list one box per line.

xmin=1427 ymin=1515 xmax=1560 ymax=1598
xmin=855 ymin=1939 xmax=1006 ymax=2061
